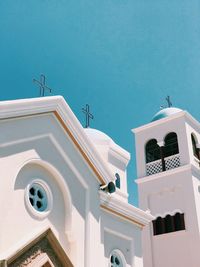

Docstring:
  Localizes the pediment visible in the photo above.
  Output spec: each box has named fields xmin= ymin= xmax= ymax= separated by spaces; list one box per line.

xmin=0 ymin=229 xmax=73 ymax=267
xmin=0 ymin=96 xmax=114 ymax=186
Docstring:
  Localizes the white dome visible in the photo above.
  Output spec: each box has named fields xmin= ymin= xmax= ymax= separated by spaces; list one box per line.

xmin=84 ymin=128 xmax=112 ymax=145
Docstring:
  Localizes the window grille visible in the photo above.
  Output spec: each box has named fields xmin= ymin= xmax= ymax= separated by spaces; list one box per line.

xmin=29 ymin=183 xmax=48 ymax=212
xmin=145 ymin=133 xmax=180 ymax=176
xmin=146 ymin=159 xmax=162 ymax=176
xmin=165 ymin=154 xmax=180 ymax=170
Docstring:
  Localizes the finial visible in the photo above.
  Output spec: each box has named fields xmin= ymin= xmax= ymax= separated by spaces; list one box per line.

xmin=160 ymin=95 xmax=172 ymax=109
xmin=33 ymin=74 xmax=53 ymax=97
xmin=82 ymin=104 xmax=94 ymax=128
xmin=166 ymin=96 xmax=172 ymax=107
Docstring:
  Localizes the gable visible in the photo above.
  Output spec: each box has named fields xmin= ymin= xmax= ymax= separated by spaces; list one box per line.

xmin=0 ymin=111 xmax=100 ymax=252
xmin=0 ymin=114 xmax=106 ymax=197
xmin=0 ymin=96 xmax=114 ymax=186
xmin=0 ymin=112 xmax=95 ymax=257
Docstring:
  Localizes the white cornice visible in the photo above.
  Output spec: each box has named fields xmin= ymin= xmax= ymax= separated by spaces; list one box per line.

xmin=135 ymin=164 xmax=191 ymax=184
xmin=0 ymin=96 xmax=115 ymax=184
xmin=132 ymin=111 xmax=186 ymax=134
xmin=115 ymin=188 xmax=129 ymax=199
xmin=109 ymin=142 xmax=130 ymax=168
xmin=99 ymin=191 xmax=154 ymax=227
xmin=132 ymin=110 xmax=200 ymax=135
xmin=184 ymin=112 xmax=200 ymax=130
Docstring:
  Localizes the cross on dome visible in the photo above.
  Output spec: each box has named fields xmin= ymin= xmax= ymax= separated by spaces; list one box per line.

xmin=160 ymin=95 xmax=172 ymax=109
xmin=166 ymin=96 xmax=172 ymax=107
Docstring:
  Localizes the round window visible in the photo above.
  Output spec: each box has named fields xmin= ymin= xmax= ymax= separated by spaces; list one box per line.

xmin=29 ymin=183 xmax=48 ymax=212
xmin=109 ymin=250 xmax=125 ymax=267
xmin=25 ymin=179 xmax=52 ymax=219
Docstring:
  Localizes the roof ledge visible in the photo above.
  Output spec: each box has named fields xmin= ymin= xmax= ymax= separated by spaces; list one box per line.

xmin=0 ymin=96 xmax=115 ymax=185
xmin=99 ymin=191 xmax=154 ymax=228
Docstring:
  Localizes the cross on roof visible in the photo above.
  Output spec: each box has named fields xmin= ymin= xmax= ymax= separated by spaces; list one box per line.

xmin=82 ymin=104 xmax=94 ymax=128
xmin=160 ymin=95 xmax=173 ymax=109
xmin=166 ymin=96 xmax=172 ymax=107
xmin=33 ymin=74 xmax=53 ymax=97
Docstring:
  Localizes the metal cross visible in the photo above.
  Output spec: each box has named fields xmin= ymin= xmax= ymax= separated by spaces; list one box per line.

xmin=166 ymin=96 xmax=172 ymax=107
xmin=82 ymin=104 xmax=94 ymax=128
xmin=33 ymin=74 xmax=53 ymax=97
xmin=160 ymin=95 xmax=173 ymax=109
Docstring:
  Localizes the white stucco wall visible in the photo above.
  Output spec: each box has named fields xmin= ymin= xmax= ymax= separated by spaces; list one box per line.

xmin=101 ymin=211 xmax=143 ymax=267
xmin=134 ymin=112 xmax=200 ymax=267
xmin=0 ymin=109 xmax=145 ymax=267
xmin=0 ymin=113 xmax=93 ymax=266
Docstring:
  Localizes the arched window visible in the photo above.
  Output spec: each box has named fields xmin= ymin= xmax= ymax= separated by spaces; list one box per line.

xmin=145 ymin=139 xmax=161 ymax=163
xmin=115 ymin=173 xmax=121 ymax=189
xmin=165 ymin=215 xmax=175 ymax=233
xmin=174 ymin=213 xmax=185 ymax=231
xmin=109 ymin=250 xmax=126 ymax=267
xmin=164 ymin=132 xmax=179 ymax=157
xmin=153 ymin=213 xmax=185 ymax=235
xmin=191 ymin=134 xmax=199 ymax=159
xmin=153 ymin=217 xmax=165 ymax=235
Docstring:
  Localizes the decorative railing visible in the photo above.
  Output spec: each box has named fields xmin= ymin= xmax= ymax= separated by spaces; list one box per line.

xmin=165 ymin=154 xmax=180 ymax=171
xmin=146 ymin=154 xmax=180 ymax=176
xmin=146 ymin=159 xmax=162 ymax=176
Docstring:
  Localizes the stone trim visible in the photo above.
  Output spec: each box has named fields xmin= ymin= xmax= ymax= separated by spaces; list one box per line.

xmin=1 ymin=229 xmax=73 ymax=267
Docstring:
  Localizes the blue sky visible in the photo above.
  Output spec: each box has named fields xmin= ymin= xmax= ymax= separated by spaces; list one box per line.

xmin=1 ymin=1 xmax=200 ymax=206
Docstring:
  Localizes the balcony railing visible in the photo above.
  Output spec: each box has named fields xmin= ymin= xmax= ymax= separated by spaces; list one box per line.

xmin=165 ymin=154 xmax=180 ymax=171
xmin=146 ymin=154 xmax=180 ymax=176
xmin=146 ymin=159 xmax=162 ymax=176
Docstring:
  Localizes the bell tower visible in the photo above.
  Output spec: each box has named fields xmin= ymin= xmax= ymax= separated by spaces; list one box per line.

xmin=133 ymin=107 xmax=200 ymax=267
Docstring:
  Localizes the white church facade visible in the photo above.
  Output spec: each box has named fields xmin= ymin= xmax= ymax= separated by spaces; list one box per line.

xmin=0 ymin=96 xmax=153 ymax=267
xmin=1 ymin=95 xmax=200 ymax=267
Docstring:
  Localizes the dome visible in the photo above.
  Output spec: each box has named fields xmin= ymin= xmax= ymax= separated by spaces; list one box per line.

xmin=151 ymin=107 xmax=183 ymax=122
xmin=84 ymin=128 xmax=113 ymax=145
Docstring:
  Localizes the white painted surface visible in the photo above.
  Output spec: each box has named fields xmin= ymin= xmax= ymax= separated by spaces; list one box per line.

xmin=134 ymin=109 xmax=200 ymax=267
xmin=0 ymin=96 xmax=152 ymax=267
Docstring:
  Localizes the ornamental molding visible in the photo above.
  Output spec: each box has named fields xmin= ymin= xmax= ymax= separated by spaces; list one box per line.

xmin=2 ymin=229 xmax=74 ymax=267
xmin=0 ymin=96 xmax=115 ymax=185
xmin=136 ymin=164 xmax=191 ymax=183
xmin=132 ymin=111 xmax=186 ymax=134
xmin=9 ymin=238 xmax=62 ymax=267
xmin=14 ymin=248 xmax=42 ymax=267
xmin=153 ymin=209 xmax=184 ymax=219
xmin=109 ymin=143 xmax=130 ymax=168
xmin=99 ymin=191 xmax=154 ymax=227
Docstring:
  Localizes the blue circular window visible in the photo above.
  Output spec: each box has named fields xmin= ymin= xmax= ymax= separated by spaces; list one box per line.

xmin=28 ymin=183 xmax=48 ymax=212
xmin=109 ymin=250 xmax=125 ymax=267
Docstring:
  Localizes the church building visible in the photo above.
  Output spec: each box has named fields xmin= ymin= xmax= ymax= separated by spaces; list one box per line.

xmin=1 ymin=95 xmax=199 ymax=267
xmin=0 ymin=96 xmax=153 ymax=267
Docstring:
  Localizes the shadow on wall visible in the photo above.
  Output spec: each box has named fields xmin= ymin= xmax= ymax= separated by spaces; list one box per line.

xmin=100 ymin=212 xmax=142 ymax=266
xmin=0 ymin=135 xmax=87 ymax=219
xmin=14 ymin=160 xmax=70 ymax=248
